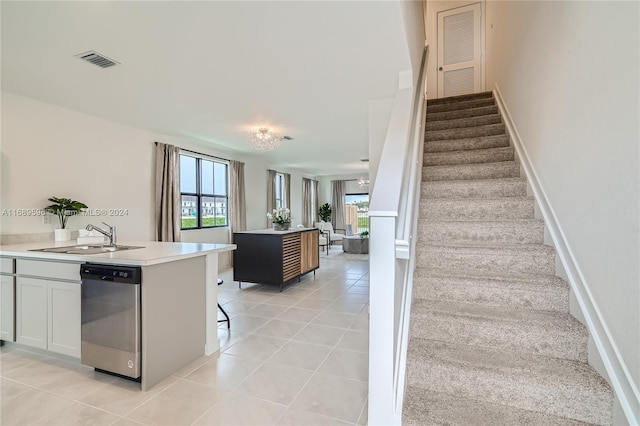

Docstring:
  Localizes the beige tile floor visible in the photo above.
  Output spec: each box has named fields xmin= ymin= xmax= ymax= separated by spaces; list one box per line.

xmin=1 ymin=248 xmax=369 ymax=425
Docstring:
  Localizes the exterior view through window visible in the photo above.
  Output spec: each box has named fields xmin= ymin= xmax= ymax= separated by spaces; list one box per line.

xmin=275 ymin=173 xmax=284 ymax=209
xmin=180 ymin=154 xmax=229 ymax=229
xmin=345 ymin=193 xmax=369 ymax=233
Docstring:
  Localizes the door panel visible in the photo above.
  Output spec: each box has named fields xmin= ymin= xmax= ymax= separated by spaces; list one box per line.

xmin=438 ymin=3 xmax=482 ymax=97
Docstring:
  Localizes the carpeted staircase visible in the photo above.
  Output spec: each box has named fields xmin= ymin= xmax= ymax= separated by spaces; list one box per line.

xmin=403 ymin=91 xmax=614 ymax=425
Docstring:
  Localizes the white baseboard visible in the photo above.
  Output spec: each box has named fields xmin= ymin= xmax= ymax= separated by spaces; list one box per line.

xmin=493 ymin=84 xmax=640 ymax=426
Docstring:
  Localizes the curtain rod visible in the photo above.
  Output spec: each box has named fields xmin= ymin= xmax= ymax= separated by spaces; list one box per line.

xmin=155 ymin=141 xmax=229 ymax=163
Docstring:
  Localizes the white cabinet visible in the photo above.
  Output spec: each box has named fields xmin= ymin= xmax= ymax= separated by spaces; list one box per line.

xmin=16 ymin=277 xmax=48 ymax=350
xmin=1 ymin=274 xmax=16 ymax=342
xmin=47 ymin=281 xmax=81 ymax=357
xmin=15 ymin=259 xmax=81 ymax=358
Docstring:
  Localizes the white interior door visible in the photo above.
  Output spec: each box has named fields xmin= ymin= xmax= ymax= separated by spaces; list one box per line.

xmin=437 ymin=3 xmax=482 ymax=97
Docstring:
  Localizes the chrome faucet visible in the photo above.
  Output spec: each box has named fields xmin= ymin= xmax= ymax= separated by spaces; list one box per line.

xmin=86 ymin=222 xmax=117 ymax=247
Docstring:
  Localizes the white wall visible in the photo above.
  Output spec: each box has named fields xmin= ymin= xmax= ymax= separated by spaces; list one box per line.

xmin=485 ymin=0 xmax=639 ymax=418
xmin=425 ymin=0 xmax=486 ymax=99
xmin=0 ymin=91 xmax=282 ymax=268
xmin=400 ymin=0 xmax=427 ymax=89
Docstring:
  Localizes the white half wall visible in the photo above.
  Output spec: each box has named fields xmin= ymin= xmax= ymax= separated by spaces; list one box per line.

xmin=485 ymin=1 xmax=639 ymax=422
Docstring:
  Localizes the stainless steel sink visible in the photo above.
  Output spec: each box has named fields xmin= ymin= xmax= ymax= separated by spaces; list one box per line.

xmin=30 ymin=245 xmax=144 ymax=255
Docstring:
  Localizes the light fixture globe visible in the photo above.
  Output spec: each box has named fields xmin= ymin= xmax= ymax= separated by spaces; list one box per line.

xmin=247 ymin=127 xmax=282 ymax=152
xmin=357 ymin=176 xmax=369 ymax=189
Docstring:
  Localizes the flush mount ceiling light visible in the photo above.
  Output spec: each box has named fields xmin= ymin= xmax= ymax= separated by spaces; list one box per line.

xmin=247 ymin=127 xmax=293 ymax=152
xmin=357 ymin=176 xmax=370 ymax=189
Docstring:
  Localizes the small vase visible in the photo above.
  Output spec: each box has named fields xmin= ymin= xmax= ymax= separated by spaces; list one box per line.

xmin=54 ymin=228 xmax=71 ymax=241
xmin=273 ymin=222 xmax=290 ymax=231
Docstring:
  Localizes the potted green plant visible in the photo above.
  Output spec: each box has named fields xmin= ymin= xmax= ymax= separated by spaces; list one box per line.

xmin=318 ymin=203 xmax=332 ymax=223
xmin=360 ymin=230 xmax=369 ymax=238
xmin=44 ymin=196 xmax=88 ymax=241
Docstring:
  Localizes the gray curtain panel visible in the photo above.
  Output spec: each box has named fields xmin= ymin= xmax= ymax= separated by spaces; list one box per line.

xmin=266 ymin=169 xmax=277 ymax=226
xmin=230 ymin=160 xmax=247 ymax=233
xmin=312 ymin=179 xmax=319 ymax=223
xmin=302 ymin=178 xmax=312 ymax=227
xmin=284 ymin=173 xmax=291 ymax=210
xmin=154 ymin=142 xmax=181 ymax=242
xmin=331 ymin=180 xmax=346 ymax=231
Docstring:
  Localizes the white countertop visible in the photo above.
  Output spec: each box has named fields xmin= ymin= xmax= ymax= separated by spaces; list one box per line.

xmin=0 ymin=240 xmax=236 ymax=266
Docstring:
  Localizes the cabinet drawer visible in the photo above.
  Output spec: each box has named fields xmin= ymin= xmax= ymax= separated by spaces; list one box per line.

xmin=16 ymin=259 xmax=80 ymax=282
xmin=0 ymin=257 xmax=15 ymax=274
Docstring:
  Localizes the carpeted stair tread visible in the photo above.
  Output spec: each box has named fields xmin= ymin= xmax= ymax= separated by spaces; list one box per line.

xmin=426 ymin=91 xmax=494 ymax=106
xmin=427 ymin=104 xmax=500 ymax=123
xmin=426 ymin=113 xmax=502 ymax=131
xmin=410 ymin=299 xmax=588 ymax=361
xmin=424 ymin=161 xmax=520 ymax=181
xmin=413 ymin=267 xmax=569 ymax=312
xmin=426 ymin=123 xmax=506 ymax=141
xmin=425 ymin=134 xmax=509 ymax=153
xmin=423 ymin=196 xmax=535 ymax=220
xmin=406 ymin=339 xmax=613 ymax=425
xmin=418 ymin=218 xmax=544 ymax=244
xmin=424 ymin=146 xmax=514 ymax=166
xmin=416 ymin=242 xmax=556 ymax=275
xmin=415 ymin=267 xmax=568 ymax=291
xmin=402 ymin=388 xmax=592 ymax=426
xmin=423 ymin=177 xmax=527 ymax=198
xmin=427 ymin=97 xmax=495 ymax=114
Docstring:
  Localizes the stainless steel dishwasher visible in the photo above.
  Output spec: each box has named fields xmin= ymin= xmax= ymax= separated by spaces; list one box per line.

xmin=80 ymin=263 xmax=142 ymax=380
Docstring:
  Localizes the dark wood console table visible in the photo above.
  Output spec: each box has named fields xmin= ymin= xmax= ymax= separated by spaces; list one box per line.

xmin=233 ymin=228 xmax=319 ymax=291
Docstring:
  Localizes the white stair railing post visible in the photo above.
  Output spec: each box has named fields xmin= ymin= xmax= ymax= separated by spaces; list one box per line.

xmin=368 ymin=213 xmax=398 ymax=425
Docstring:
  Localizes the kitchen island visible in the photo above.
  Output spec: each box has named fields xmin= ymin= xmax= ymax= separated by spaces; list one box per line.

xmin=0 ymin=240 xmax=235 ymax=391
xmin=233 ymin=228 xmax=319 ymax=291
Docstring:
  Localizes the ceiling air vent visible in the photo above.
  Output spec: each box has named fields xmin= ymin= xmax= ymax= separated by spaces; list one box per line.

xmin=75 ymin=51 xmax=119 ymax=68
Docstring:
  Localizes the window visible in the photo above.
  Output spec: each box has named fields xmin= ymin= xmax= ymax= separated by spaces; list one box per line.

xmin=275 ymin=173 xmax=284 ymax=209
xmin=345 ymin=193 xmax=369 ymax=233
xmin=180 ymin=154 xmax=228 ymax=229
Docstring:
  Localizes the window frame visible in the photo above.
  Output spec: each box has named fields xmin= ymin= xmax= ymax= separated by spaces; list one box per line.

xmin=180 ymin=153 xmax=229 ymax=230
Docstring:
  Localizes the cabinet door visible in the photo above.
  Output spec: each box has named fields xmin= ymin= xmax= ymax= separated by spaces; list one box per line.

xmin=16 ymin=277 xmax=47 ymax=349
xmin=282 ymin=234 xmax=302 ymax=282
xmin=48 ymin=281 xmax=81 ymax=357
xmin=300 ymin=231 xmax=319 ymax=273
xmin=1 ymin=275 xmax=16 ymax=341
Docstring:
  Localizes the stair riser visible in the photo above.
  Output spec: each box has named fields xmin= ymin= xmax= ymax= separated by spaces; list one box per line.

xmin=418 ymin=221 xmax=544 ymax=244
xmin=427 ymin=91 xmax=493 ymax=106
xmin=416 ymin=249 xmax=556 ymax=275
xmin=406 ymin=357 xmax=612 ymax=425
xmin=403 ymin=388 xmax=588 ymax=426
xmin=427 ymin=105 xmax=499 ymax=122
xmin=426 ymin=114 xmax=502 ymax=131
xmin=425 ymin=147 xmax=514 ymax=166
xmin=422 ymin=179 xmax=527 ymax=199
xmin=426 ymin=124 xmax=506 ymax=142
xmin=427 ymin=97 xmax=495 ymax=114
xmin=423 ymin=199 xmax=535 ymax=220
xmin=411 ymin=311 xmax=587 ymax=362
xmin=424 ymin=162 xmax=520 ymax=181
xmin=414 ymin=276 xmax=569 ymax=312
xmin=425 ymin=134 xmax=509 ymax=153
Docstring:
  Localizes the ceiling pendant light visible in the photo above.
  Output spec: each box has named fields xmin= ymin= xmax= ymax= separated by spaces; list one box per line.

xmin=247 ymin=127 xmax=283 ymax=152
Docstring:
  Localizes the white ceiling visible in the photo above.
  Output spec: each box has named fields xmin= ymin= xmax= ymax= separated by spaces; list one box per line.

xmin=1 ymin=1 xmax=411 ymax=176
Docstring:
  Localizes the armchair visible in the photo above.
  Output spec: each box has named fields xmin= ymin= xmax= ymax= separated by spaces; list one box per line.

xmin=314 ymin=221 xmax=346 ymax=247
